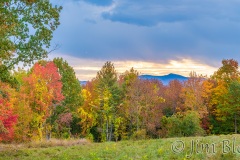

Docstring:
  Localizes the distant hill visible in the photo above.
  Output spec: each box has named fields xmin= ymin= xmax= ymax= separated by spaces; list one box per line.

xmin=80 ymin=81 xmax=87 ymax=86
xmin=79 ymin=73 xmax=188 ymax=86
xmin=139 ymin=73 xmax=188 ymax=85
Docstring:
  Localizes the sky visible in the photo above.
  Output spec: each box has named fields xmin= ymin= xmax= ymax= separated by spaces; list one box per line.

xmin=49 ymin=0 xmax=240 ymax=80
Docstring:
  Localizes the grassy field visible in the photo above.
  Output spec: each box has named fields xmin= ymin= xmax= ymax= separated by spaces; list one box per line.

xmin=1 ymin=135 xmax=240 ymax=160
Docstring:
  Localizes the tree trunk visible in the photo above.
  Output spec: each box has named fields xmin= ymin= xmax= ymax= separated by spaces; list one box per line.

xmin=109 ymin=122 xmax=113 ymax=141
xmin=38 ymin=122 xmax=43 ymax=141
xmin=106 ymin=119 xmax=109 ymax=141
xmin=235 ymin=113 xmax=237 ymax=134
xmin=136 ymin=115 xmax=139 ymax=132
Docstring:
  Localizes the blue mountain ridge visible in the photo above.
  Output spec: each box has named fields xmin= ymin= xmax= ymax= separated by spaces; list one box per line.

xmin=80 ymin=73 xmax=188 ymax=86
xmin=80 ymin=81 xmax=88 ymax=86
xmin=139 ymin=73 xmax=188 ymax=85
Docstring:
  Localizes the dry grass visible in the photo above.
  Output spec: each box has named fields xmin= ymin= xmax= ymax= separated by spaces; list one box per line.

xmin=0 ymin=138 xmax=89 ymax=151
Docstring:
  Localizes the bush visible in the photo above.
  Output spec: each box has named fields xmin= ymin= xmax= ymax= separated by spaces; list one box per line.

xmin=161 ymin=111 xmax=204 ymax=137
xmin=86 ymin=133 xmax=94 ymax=142
xmin=131 ymin=129 xmax=147 ymax=140
xmin=62 ymin=132 xmax=71 ymax=139
xmin=181 ymin=112 xmax=204 ymax=136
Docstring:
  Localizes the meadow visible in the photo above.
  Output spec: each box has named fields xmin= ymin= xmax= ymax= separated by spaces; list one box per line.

xmin=1 ymin=135 xmax=240 ymax=160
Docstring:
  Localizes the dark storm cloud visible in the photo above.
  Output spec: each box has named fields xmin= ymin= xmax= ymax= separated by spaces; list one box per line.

xmin=100 ymin=0 xmax=240 ymax=26
xmin=50 ymin=0 xmax=240 ymax=68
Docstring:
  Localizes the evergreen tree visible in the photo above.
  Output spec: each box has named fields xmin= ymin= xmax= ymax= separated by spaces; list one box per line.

xmin=95 ymin=61 xmax=121 ymax=141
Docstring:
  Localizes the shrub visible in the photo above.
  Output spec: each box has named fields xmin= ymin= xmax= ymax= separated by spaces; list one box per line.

xmin=161 ymin=111 xmax=204 ymax=137
xmin=131 ymin=129 xmax=147 ymax=140
xmin=86 ymin=133 xmax=94 ymax=142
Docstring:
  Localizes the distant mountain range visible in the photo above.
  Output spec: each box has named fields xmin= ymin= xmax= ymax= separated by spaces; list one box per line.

xmin=80 ymin=81 xmax=88 ymax=86
xmin=139 ymin=73 xmax=188 ymax=85
xmin=80 ymin=73 xmax=188 ymax=86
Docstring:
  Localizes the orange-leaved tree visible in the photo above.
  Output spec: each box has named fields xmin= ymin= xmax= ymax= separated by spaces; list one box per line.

xmin=24 ymin=61 xmax=64 ymax=140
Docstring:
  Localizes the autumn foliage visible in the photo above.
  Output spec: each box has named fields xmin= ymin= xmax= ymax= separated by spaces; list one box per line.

xmin=0 ymin=82 xmax=17 ymax=142
xmin=25 ymin=62 xmax=64 ymax=115
xmin=0 ymin=61 xmax=65 ymax=142
xmin=1 ymin=58 xmax=240 ymax=143
xmin=23 ymin=62 xmax=64 ymax=140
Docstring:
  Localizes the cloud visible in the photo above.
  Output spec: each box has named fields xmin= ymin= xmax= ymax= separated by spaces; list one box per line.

xmin=101 ymin=0 xmax=240 ymax=26
xmin=48 ymin=53 xmax=218 ymax=80
xmin=50 ymin=0 xmax=240 ymax=73
xmin=101 ymin=1 xmax=195 ymax=26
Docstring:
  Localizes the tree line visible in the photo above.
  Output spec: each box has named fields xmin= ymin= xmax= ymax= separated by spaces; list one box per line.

xmin=1 ymin=59 xmax=240 ymax=142
xmin=1 ymin=1 xmax=240 ymax=143
xmin=79 ymin=59 xmax=240 ymax=141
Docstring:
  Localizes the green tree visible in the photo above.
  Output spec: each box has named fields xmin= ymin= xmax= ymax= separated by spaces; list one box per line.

xmin=210 ymin=59 xmax=240 ymax=134
xmin=161 ymin=111 xmax=204 ymax=137
xmin=225 ymin=81 xmax=240 ymax=133
xmin=53 ymin=58 xmax=83 ymax=111
xmin=0 ymin=0 xmax=62 ymax=67
xmin=95 ymin=61 xmax=121 ymax=141
xmin=0 ymin=65 xmax=18 ymax=87
xmin=53 ymin=57 xmax=83 ymax=137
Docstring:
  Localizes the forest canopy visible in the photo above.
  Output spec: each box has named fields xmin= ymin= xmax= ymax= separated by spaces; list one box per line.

xmin=1 ymin=59 xmax=240 ymax=142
